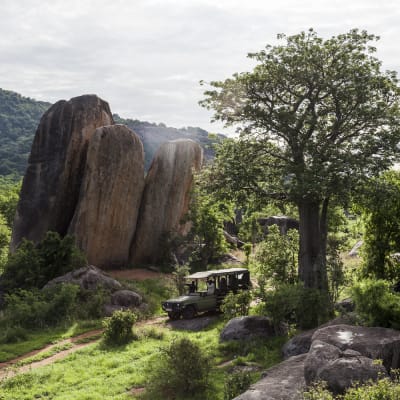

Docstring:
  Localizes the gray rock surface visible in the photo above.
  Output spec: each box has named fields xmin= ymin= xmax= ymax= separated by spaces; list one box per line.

xmin=167 ymin=315 xmax=219 ymax=331
xmin=304 ymin=340 xmax=341 ymax=384
xmin=130 ymin=139 xmax=203 ymax=265
xmin=11 ymin=95 xmax=114 ymax=250
xmin=220 ymin=316 xmax=278 ymax=342
xmin=43 ymin=265 xmax=122 ymax=291
xmin=111 ymin=289 xmax=142 ymax=307
xmin=69 ymin=125 xmax=144 ymax=268
xmin=317 ymin=354 xmax=387 ymax=394
xmin=311 ymin=324 xmax=400 ymax=371
xmin=282 ymin=315 xmax=358 ymax=359
xmin=258 ymin=216 xmax=299 ymax=235
xmin=233 ymin=354 xmax=306 ymax=400
xmin=305 ymin=337 xmax=388 ymax=394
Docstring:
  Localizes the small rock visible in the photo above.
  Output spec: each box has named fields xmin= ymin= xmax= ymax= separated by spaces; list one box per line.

xmin=111 ymin=290 xmax=142 ymax=307
xmin=220 ymin=316 xmax=281 ymax=342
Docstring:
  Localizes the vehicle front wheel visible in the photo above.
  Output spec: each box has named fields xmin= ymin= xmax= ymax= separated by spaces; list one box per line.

xmin=168 ymin=311 xmax=181 ymax=320
xmin=182 ymin=305 xmax=196 ymax=319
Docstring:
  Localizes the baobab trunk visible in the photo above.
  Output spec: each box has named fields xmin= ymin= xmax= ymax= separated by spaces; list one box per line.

xmin=297 ymin=199 xmax=329 ymax=292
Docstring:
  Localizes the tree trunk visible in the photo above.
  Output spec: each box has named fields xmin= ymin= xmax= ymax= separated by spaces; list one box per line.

xmin=298 ymin=199 xmax=329 ymax=292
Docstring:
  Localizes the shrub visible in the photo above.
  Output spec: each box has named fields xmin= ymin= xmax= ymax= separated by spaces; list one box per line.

xmin=2 ymin=284 xmax=80 ymax=330
xmin=102 ymin=310 xmax=137 ymax=345
xmin=252 ymin=225 xmax=299 ymax=287
xmin=263 ymin=283 xmax=331 ymax=330
xmin=2 ymin=231 xmax=86 ymax=291
xmin=172 ymin=263 xmax=191 ymax=295
xmin=351 ymin=279 xmax=400 ymax=329
xmin=223 ymin=371 xmax=252 ymax=400
xmin=145 ymin=337 xmax=212 ymax=400
xmin=303 ymin=376 xmax=400 ymax=399
xmin=221 ymin=290 xmax=252 ymax=320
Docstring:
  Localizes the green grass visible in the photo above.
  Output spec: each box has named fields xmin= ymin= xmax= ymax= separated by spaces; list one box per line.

xmin=0 ymin=320 xmax=102 ymax=362
xmin=0 ymin=318 xmax=286 ymax=400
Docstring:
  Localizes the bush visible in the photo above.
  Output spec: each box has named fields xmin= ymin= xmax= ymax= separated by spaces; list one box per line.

xmin=221 ymin=290 xmax=252 ymax=320
xmin=145 ymin=337 xmax=212 ymax=400
xmin=252 ymin=225 xmax=299 ymax=287
xmin=2 ymin=231 xmax=86 ymax=291
xmin=263 ymin=283 xmax=331 ymax=330
xmin=303 ymin=376 xmax=400 ymax=399
xmin=102 ymin=310 xmax=137 ymax=345
xmin=351 ymin=279 xmax=400 ymax=329
xmin=224 ymin=372 xmax=252 ymax=400
xmin=1 ymin=284 xmax=79 ymax=330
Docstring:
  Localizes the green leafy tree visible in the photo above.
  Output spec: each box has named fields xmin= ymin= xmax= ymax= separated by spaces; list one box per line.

xmin=201 ymin=29 xmax=400 ymax=292
xmin=1 ymin=231 xmax=86 ymax=291
xmin=252 ymin=225 xmax=299 ymax=288
xmin=187 ymin=174 xmax=231 ymax=268
xmin=355 ymin=170 xmax=400 ymax=280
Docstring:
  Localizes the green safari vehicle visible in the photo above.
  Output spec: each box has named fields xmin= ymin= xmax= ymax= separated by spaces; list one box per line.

xmin=161 ymin=267 xmax=250 ymax=320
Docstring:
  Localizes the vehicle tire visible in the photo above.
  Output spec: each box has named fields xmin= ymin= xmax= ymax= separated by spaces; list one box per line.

xmin=182 ymin=305 xmax=196 ymax=319
xmin=168 ymin=311 xmax=181 ymax=320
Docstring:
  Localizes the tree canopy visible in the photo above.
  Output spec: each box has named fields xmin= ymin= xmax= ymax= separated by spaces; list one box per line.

xmin=201 ymin=29 xmax=400 ymax=292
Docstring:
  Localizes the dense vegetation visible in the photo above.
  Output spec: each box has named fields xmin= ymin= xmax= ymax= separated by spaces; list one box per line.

xmin=1 ymin=28 xmax=400 ymax=400
xmin=0 ymin=88 xmax=50 ymax=176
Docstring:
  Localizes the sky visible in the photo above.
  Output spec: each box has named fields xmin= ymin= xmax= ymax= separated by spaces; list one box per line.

xmin=1 ymin=0 xmax=400 ymax=134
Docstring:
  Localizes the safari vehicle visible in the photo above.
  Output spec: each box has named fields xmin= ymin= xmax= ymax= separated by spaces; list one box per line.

xmin=161 ymin=267 xmax=250 ymax=320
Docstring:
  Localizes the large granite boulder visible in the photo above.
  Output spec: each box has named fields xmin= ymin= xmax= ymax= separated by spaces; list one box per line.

xmin=43 ymin=265 xmax=122 ymax=291
xmin=130 ymin=139 xmax=203 ymax=265
xmin=233 ymin=354 xmax=306 ymax=400
xmin=311 ymin=324 xmax=400 ymax=371
xmin=11 ymin=95 xmax=114 ymax=251
xmin=304 ymin=338 xmax=388 ymax=394
xmin=220 ymin=316 xmax=279 ymax=342
xmin=282 ymin=315 xmax=358 ymax=359
xmin=69 ymin=125 xmax=144 ymax=268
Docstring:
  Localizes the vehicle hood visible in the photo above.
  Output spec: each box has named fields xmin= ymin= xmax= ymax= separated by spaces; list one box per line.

xmin=164 ymin=295 xmax=196 ymax=303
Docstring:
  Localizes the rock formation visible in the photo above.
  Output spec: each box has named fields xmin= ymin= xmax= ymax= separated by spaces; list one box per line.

xmin=69 ymin=125 xmax=144 ymax=268
xmin=11 ymin=94 xmax=114 ymax=251
xmin=130 ymin=139 xmax=203 ymax=265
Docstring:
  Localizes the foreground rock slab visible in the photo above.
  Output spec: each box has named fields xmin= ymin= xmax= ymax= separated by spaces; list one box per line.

xmin=233 ymin=354 xmax=306 ymax=400
xmin=69 ymin=125 xmax=144 ymax=268
xmin=311 ymin=324 xmax=400 ymax=371
xmin=11 ymin=95 xmax=114 ymax=250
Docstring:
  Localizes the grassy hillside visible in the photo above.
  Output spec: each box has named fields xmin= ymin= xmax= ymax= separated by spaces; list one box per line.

xmin=0 ymin=89 xmax=224 ymax=177
xmin=0 ymin=89 xmax=51 ymax=176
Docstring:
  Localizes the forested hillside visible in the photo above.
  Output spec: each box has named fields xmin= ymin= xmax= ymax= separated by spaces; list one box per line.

xmin=0 ymin=89 xmax=224 ymax=177
xmin=113 ymin=115 xmax=224 ymax=169
xmin=0 ymin=89 xmax=51 ymax=176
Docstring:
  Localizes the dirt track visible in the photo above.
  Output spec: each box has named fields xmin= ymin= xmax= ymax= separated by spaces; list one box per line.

xmin=0 ymin=269 xmax=170 ymax=380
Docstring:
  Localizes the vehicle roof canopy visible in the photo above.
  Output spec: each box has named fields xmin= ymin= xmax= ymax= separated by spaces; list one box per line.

xmin=186 ymin=268 xmax=249 ymax=280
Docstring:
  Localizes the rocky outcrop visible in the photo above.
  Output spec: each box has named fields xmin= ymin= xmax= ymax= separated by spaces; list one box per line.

xmin=233 ymin=354 xmax=307 ymax=400
xmin=11 ymin=95 xmax=114 ymax=251
xmin=69 ymin=125 xmax=144 ymax=268
xmin=282 ymin=315 xmax=358 ymax=359
xmin=43 ymin=265 xmax=122 ymax=291
xmin=220 ymin=316 xmax=281 ymax=342
xmin=111 ymin=290 xmax=142 ymax=308
xmin=258 ymin=216 xmax=299 ymax=235
xmin=311 ymin=324 xmax=400 ymax=371
xmin=304 ymin=335 xmax=389 ymax=394
xmin=130 ymin=139 xmax=203 ymax=265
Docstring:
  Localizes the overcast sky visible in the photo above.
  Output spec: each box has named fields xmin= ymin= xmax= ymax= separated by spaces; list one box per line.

xmin=1 ymin=0 xmax=400 ymax=133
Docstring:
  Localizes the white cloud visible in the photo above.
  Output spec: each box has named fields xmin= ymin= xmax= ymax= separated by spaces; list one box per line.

xmin=1 ymin=0 xmax=400 ymax=133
